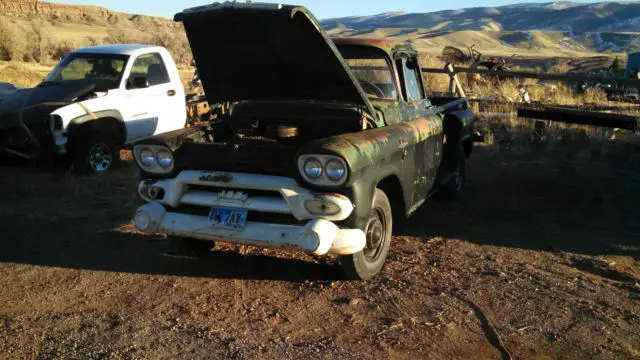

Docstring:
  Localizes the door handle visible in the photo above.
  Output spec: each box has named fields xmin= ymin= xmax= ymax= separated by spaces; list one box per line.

xmin=167 ymin=90 xmax=176 ymax=97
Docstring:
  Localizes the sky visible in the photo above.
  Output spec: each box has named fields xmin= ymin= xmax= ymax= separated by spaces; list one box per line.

xmin=49 ymin=0 xmax=606 ymax=20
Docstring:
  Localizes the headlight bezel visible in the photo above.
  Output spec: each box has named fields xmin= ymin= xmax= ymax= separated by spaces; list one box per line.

xmin=297 ymin=154 xmax=349 ymax=186
xmin=133 ymin=145 xmax=175 ymax=174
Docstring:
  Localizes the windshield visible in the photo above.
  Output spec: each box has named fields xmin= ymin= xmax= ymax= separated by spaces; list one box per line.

xmin=44 ymin=53 xmax=129 ymax=90
xmin=339 ymin=45 xmax=398 ymax=100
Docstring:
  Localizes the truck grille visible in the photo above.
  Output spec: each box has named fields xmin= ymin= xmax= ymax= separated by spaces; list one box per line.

xmin=175 ymin=141 xmax=299 ymax=178
xmin=171 ymin=180 xmax=301 ymax=225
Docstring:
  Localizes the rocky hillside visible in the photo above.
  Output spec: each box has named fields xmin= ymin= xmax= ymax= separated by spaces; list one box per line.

xmin=0 ymin=0 xmax=179 ymax=29
xmin=0 ymin=0 xmax=190 ymax=65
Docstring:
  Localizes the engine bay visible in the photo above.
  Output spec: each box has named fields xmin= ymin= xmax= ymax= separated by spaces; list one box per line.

xmin=202 ymin=100 xmax=367 ymax=147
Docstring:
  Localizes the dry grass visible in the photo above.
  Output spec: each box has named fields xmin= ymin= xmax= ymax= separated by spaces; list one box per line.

xmin=422 ymin=54 xmax=635 ymax=109
xmin=0 ymin=61 xmax=49 ymax=86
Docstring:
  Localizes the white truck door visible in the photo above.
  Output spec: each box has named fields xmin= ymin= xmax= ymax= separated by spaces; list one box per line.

xmin=121 ymin=52 xmax=181 ymax=142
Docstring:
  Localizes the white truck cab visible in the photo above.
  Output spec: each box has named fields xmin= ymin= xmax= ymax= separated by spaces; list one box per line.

xmin=44 ymin=44 xmax=187 ymax=173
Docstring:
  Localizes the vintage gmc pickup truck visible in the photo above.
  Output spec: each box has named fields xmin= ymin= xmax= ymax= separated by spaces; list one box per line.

xmin=132 ymin=2 xmax=480 ymax=280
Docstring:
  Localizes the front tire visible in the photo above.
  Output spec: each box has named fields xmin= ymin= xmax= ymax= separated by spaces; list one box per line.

xmin=340 ymin=189 xmax=392 ymax=281
xmin=71 ymin=133 xmax=120 ymax=175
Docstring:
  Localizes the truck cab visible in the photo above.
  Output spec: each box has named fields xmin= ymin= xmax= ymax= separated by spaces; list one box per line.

xmin=131 ymin=2 xmax=477 ymax=280
xmin=0 ymin=44 xmax=186 ymax=173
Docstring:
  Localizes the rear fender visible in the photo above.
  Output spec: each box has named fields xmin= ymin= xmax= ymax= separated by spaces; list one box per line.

xmin=436 ymin=109 xmax=476 ymax=186
xmin=443 ymin=109 xmax=475 ymax=146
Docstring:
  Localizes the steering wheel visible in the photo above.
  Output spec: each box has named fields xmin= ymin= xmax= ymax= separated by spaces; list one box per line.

xmin=358 ymin=79 xmax=386 ymax=98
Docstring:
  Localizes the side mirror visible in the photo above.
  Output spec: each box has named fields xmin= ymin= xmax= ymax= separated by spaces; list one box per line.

xmin=406 ymin=58 xmax=419 ymax=70
xmin=129 ymin=76 xmax=149 ymax=89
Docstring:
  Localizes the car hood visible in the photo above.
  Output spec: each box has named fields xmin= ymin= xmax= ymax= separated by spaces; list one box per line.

xmin=174 ymin=3 xmax=376 ymax=118
xmin=0 ymin=83 xmax=18 ymax=99
xmin=0 ymin=82 xmax=96 ymax=129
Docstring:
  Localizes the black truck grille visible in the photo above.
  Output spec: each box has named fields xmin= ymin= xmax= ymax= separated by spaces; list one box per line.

xmin=175 ymin=141 xmax=299 ymax=178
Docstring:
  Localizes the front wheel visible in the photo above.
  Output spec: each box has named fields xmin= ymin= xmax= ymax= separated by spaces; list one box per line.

xmin=340 ymin=189 xmax=392 ymax=280
xmin=71 ymin=134 xmax=120 ymax=175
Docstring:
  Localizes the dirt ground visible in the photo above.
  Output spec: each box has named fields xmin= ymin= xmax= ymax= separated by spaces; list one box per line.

xmin=0 ymin=126 xmax=639 ymax=360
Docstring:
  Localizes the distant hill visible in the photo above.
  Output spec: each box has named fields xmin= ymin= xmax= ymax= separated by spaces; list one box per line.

xmin=322 ymin=2 xmax=640 ymax=33
xmin=0 ymin=0 xmax=638 ymax=69
xmin=324 ymin=2 xmax=640 ymax=56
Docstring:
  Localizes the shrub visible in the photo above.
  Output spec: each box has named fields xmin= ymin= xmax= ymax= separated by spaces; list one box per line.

xmin=25 ymin=19 xmax=54 ymax=63
xmin=0 ymin=20 xmax=29 ymax=61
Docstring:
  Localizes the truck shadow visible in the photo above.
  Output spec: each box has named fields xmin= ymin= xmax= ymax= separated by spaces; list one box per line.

xmin=0 ymin=140 xmax=639 ymax=281
xmin=0 ymin=161 xmax=345 ymax=282
xmin=0 ymin=214 xmax=345 ymax=282
xmin=398 ymin=144 xmax=640 ymax=259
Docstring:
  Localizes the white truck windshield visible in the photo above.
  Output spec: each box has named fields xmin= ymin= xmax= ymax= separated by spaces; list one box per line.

xmin=44 ymin=53 xmax=129 ymax=90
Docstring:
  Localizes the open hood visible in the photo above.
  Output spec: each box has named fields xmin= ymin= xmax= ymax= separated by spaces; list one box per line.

xmin=174 ymin=2 xmax=376 ymax=118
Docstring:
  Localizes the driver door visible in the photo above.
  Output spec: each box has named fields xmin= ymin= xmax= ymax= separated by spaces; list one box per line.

xmin=120 ymin=53 xmax=173 ymax=143
xmin=396 ymin=55 xmax=443 ymax=205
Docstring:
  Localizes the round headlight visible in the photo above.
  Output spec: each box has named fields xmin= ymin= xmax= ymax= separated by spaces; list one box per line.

xmin=140 ymin=149 xmax=156 ymax=167
xmin=325 ymin=159 xmax=346 ymax=181
xmin=303 ymin=158 xmax=323 ymax=179
xmin=157 ymin=150 xmax=173 ymax=169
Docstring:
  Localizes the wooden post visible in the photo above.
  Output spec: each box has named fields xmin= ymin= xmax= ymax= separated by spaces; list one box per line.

xmin=447 ymin=64 xmax=456 ymax=96
xmin=445 ymin=64 xmax=466 ymax=98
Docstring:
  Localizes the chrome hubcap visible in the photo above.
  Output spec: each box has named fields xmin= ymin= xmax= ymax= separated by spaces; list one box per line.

xmin=88 ymin=143 xmax=113 ymax=172
xmin=363 ymin=210 xmax=386 ymax=261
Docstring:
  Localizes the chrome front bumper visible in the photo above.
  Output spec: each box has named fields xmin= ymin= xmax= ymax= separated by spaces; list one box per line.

xmin=134 ymin=171 xmax=366 ymax=256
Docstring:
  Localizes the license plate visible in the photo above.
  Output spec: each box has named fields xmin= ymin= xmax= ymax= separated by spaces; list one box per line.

xmin=209 ymin=207 xmax=248 ymax=230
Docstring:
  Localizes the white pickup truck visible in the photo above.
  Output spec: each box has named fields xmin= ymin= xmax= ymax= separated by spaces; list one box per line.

xmin=0 ymin=44 xmax=187 ymax=173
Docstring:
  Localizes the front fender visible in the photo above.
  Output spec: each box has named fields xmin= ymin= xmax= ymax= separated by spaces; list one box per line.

xmin=302 ymin=117 xmax=440 ymax=181
xmin=51 ymin=95 xmax=125 ymax=129
xmin=343 ymin=160 xmax=404 ymax=230
xmin=302 ymin=117 xmax=441 ymax=227
xmin=54 ymin=105 xmax=127 ymax=153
